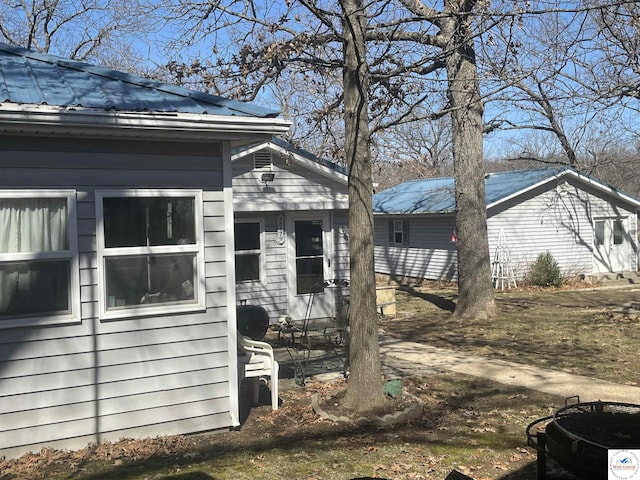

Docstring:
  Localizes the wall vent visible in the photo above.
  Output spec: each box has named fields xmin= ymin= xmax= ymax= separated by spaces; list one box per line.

xmin=254 ymin=151 xmax=272 ymax=170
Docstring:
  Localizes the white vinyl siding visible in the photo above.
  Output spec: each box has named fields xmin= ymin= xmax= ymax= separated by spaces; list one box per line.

xmin=374 ymin=177 xmax=639 ymax=283
xmin=232 ymin=147 xmax=349 ymax=323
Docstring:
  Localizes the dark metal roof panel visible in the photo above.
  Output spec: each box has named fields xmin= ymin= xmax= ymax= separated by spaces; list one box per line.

xmin=0 ymin=43 xmax=280 ymax=118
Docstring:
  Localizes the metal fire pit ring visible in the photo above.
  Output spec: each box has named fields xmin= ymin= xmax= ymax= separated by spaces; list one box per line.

xmin=527 ymin=398 xmax=640 ymax=480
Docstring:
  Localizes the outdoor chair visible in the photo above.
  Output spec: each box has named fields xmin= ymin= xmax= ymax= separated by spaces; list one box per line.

xmin=237 ymin=334 xmax=279 ymax=410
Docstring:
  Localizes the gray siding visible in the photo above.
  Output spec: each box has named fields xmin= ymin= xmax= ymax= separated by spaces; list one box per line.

xmin=374 ymin=178 xmax=639 ymax=282
xmin=234 ymin=212 xmax=288 ymax=321
xmin=0 ymin=137 xmax=233 ymax=458
xmin=374 ymin=215 xmax=457 ymax=281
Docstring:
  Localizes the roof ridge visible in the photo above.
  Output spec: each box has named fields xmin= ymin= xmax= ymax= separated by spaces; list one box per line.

xmin=0 ymin=42 xmax=280 ymax=118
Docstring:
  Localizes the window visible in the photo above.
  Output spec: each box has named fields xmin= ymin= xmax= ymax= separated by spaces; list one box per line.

xmin=613 ymin=220 xmax=624 ymax=245
xmin=595 ymin=220 xmax=605 ymax=246
xmin=0 ymin=191 xmax=78 ymax=326
xmin=234 ymin=221 xmax=263 ymax=283
xmin=388 ymin=219 xmax=409 ymax=246
xmin=96 ymin=190 xmax=204 ymax=319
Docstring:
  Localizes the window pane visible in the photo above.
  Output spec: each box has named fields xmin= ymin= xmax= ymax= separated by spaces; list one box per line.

xmin=613 ymin=220 xmax=623 ymax=245
xmin=595 ymin=221 xmax=605 ymax=246
xmin=295 ymin=220 xmax=323 ymax=257
xmin=0 ymin=260 xmax=70 ymax=317
xmin=234 ymin=223 xmax=260 ymax=251
xmin=235 ymin=254 xmax=260 ymax=282
xmin=0 ymin=198 xmax=68 ymax=253
xmin=103 ymin=197 xmax=195 ymax=248
xmin=105 ymin=254 xmax=196 ymax=308
xmin=296 ymin=257 xmax=324 ymax=294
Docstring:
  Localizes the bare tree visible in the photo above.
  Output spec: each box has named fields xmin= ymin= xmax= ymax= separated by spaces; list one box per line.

xmin=0 ymin=0 xmax=155 ymax=71
xmin=340 ymin=0 xmax=386 ymax=411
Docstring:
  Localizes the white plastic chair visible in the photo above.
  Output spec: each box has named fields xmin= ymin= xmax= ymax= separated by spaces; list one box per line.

xmin=237 ymin=334 xmax=279 ymax=410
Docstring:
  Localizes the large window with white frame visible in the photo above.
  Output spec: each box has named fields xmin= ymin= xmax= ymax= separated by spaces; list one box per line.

xmin=0 ymin=191 xmax=79 ymax=327
xmin=234 ymin=220 xmax=264 ymax=283
xmin=96 ymin=190 xmax=205 ymax=319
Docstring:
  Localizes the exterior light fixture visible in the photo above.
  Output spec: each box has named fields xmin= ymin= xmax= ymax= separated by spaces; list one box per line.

xmin=261 ymin=173 xmax=275 ymax=184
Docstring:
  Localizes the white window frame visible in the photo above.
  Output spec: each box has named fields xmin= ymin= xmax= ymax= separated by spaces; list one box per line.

xmin=0 ymin=190 xmax=79 ymax=328
xmin=234 ymin=218 xmax=265 ymax=284
xmin=96 ymin=189 xmax=206 ymax=320
xmin=389 ymin=219 xmax=409 ymax=246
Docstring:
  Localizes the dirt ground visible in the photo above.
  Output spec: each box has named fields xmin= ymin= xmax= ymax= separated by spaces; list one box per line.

xmin=1 ymin=283 xmax=638 ymax=480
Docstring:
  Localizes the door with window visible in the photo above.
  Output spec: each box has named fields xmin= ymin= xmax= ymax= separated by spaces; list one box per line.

xmin=287 ymin=212 xmax=334 ymax=320
xmin=593 ymin=217 xmax=628 ymax=273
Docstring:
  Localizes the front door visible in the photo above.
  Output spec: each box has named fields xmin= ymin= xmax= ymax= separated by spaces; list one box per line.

xmin=593 ymin=217 xmax=628 ymax=273
xmin=287 ymin=212 xmax=334 ymax=320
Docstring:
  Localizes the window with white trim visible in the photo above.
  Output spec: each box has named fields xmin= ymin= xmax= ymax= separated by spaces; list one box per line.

xmin=234 ymin=220 xmax=264 ymax=283
xmin=96 ymin=190 xmax=204 ymax=319
xmin=388 ymin=219 xmax=410 ymax=246
xmin=0 ymin=191 xmax=78 ymax=326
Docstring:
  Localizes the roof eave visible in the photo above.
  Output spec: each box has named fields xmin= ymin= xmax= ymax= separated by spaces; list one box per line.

xmin=232 ymin=140 xmax=348 ymax=185
xmin=486 ymin=168 xmax=640 ymax=210
xmin=0 ymin=104 xmax=291 ymax=141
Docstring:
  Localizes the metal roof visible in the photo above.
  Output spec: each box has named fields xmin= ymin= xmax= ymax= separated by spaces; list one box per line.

xmin=372 ymin=166 xmax=622 ymax=214
xmin=0 ymin=43 xmax=280 ymax=118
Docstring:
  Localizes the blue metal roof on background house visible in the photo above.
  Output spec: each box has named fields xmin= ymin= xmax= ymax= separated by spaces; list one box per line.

xmin=373 ymin=167 xmax=572 ymax=214
xmin=0 ymin=43 xmax=280 ymax=118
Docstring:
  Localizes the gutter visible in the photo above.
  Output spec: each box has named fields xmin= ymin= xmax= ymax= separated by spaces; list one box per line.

xmin=0 ymin=104 xmax=291 ymax=141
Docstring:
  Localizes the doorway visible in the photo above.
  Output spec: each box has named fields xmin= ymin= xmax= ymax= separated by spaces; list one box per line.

xmin=593 ymin=217 xmax=628 ymax=273
xmin=286 ymin=212 xmax=334 ymax=320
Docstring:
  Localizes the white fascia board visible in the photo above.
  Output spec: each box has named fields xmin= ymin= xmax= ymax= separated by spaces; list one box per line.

xmin=0 ymin=104 xmax=291 ymax=141
xmin=565 ymin=169 xmax=640 ymax=209
xmin=267 ymin=142 xmax=348 ymax=185
xmin=232 ymin=141 xmax=348 ymax=185
xmin=486 ymin=169 xmax=640 ymax=211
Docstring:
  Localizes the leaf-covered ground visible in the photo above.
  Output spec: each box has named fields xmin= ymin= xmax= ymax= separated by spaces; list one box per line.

xmin=3 ymin=283 xmax=635 ymax=479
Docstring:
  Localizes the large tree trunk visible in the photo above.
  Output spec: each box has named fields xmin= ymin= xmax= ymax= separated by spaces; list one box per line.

xmin=443 ymin=0 xmax=496 ymax=320
xmin=340 ymin=0 xmax=386 ymax=412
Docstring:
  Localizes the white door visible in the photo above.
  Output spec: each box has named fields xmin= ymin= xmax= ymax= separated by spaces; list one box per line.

xmin=286 ymin=212 xmax=334 ymax=320
xmin=593 ymin=217 xmax=628 ymax=273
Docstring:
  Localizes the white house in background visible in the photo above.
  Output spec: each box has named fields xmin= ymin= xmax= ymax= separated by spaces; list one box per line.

xmin=373 ymin=167 xmax=640 ymax=283
xmin=231 ymin=137 xmax=349 ymax=322
xmin=0 ymin=43 xmax=290 ymax=458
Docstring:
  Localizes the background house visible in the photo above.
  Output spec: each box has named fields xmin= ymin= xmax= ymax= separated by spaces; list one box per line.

xmin=231 ymin=138 xmax=349 ymax=322
xmin=0 ymin=43 xmax=289 ymax=458
xmin=373 ymin=167 xmax=640 ymax=284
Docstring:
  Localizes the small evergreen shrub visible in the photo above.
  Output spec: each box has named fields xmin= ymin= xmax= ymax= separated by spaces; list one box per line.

xmin=527 ymin=251 xmax=563 ymax=287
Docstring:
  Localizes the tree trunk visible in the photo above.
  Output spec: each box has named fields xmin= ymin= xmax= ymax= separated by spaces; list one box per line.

xmin=443 ymin=0 xmax=497 ymax=320
xmin=340 ymin=0 xmax=386 ymax=412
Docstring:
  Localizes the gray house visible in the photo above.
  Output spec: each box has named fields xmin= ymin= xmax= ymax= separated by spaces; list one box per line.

xmin=373 ymin=167 xmax=640 ymax=283
xmin=231 ymin=138 xmax=349 ymax=322
xmin=0 ymin=44 xmax=290 ymax=458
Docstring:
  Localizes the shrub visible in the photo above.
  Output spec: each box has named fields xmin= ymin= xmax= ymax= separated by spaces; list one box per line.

xmin=527 ymin=251 xmax=563 ymax=287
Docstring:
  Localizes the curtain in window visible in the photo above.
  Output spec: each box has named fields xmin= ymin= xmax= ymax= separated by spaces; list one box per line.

xmin=0 ymin=198 xmax=68 ymax=316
